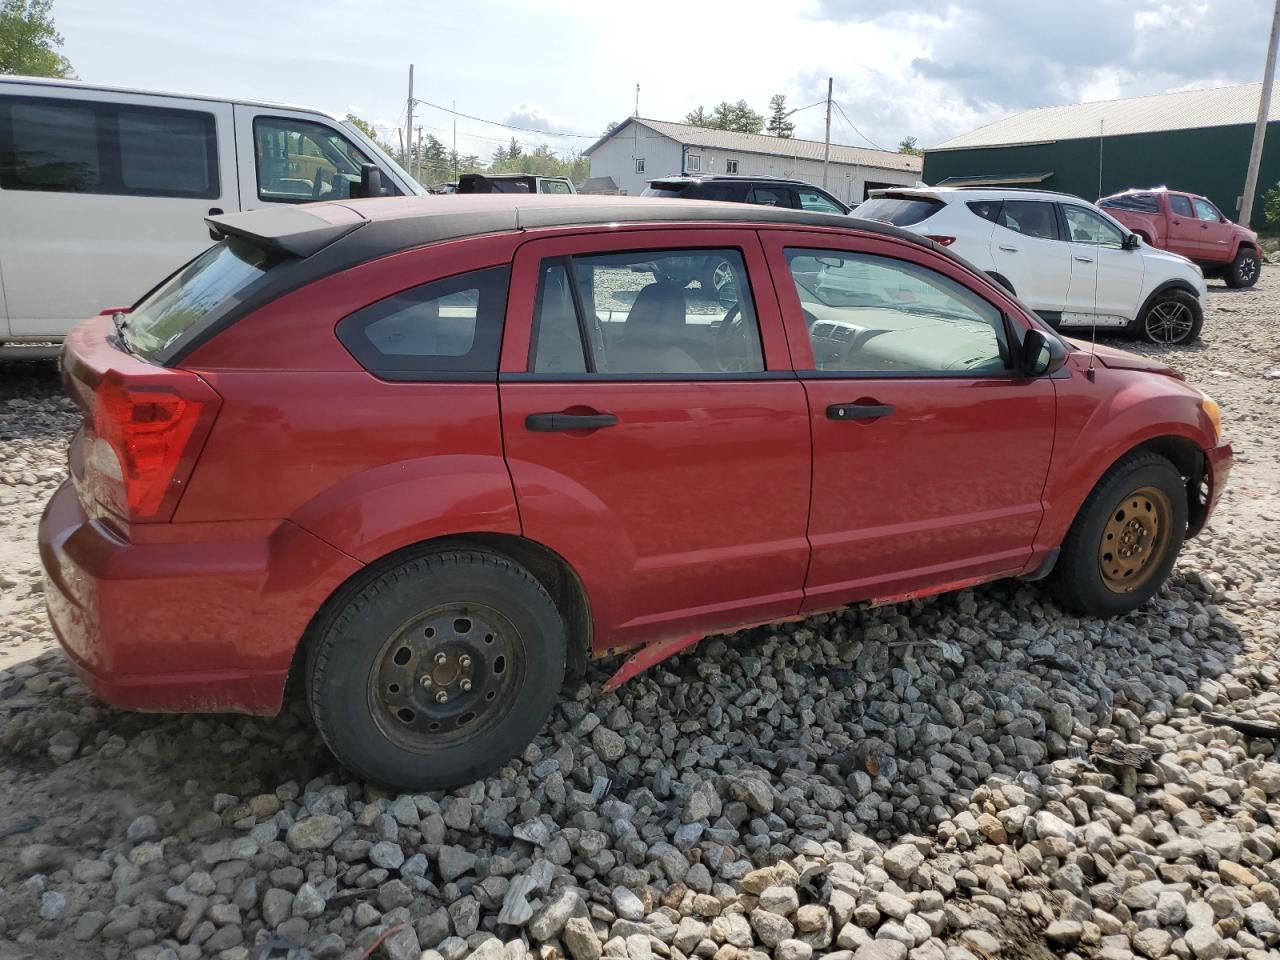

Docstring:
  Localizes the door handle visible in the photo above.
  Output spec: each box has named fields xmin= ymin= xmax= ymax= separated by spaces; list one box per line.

xmin=998 ymin=244 xmax=1019 ymax=253
xmin=1073 ymin=255 xmax=1095 ymax=263
xmin=526 ymin=412 xmax=618 ymax=432
xmin=827 ymin=402 xmax=894 ymax=421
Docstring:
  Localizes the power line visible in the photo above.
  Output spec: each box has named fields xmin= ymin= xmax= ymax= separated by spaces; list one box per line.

xmin=832 ymin=100 xmax=888 ymax=152
xmin=412 ymin=97 xmax=597 ymax=139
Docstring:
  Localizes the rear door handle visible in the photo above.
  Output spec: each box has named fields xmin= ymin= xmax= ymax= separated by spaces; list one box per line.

xmin=998 ymin=244 xmax=1018 ymax=253
xmin=827 ymin=402 xmax=894 ymax=421
xmin=1074 ymin=255 xmax=1095 ymax=263
xmin=526 ymin=412 xmax=618 ymax=432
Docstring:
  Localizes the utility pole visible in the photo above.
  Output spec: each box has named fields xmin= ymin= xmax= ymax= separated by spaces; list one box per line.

xmin=635 ymin=83 xmax=640 ymax=117
xmin=1241 ymin=0 xmax=1280 ymax=226
xmin=452 ymin=99 xmax=458 ymax=182
xmin=823 ymin=77 xmax=832 ymax=190
xmin=405 ymin=64 xmax=414 ymax=173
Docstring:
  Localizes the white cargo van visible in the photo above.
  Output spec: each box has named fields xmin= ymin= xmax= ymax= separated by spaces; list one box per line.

xmin=0 ymin=77 xmax=424 ymax=352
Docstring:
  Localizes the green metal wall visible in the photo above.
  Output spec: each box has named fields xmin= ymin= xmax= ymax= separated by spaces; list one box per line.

xmin=922 ymin=121 xmax=1280 ymax=223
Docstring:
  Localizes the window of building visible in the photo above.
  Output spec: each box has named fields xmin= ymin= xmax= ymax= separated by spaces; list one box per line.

xmin=686 ymin=154 xmax=701 ymax=172
xmin=725 ymin=158 xmax=739 ymax=174
xmin=337 ymin=267 xmax=510 ymax=378
xmin=0 ymin=96 xmax=218 ymax=198
xmin=634 ymin=157 xmax=645 ymax=174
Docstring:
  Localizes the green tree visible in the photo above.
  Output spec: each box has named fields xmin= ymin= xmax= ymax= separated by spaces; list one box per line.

xmin=897 ymin=136 xmax=922 ymax=156
xmin=0 ymin=0 xmax=73 ymax=77
xmin=420 ymin=133 xmax=448 ymax=183
xmin=684 ymin=106 xmax=711 ymax=126
xmin=766 ymin=94 xmax=795 ymax=138
xmin=709 ymin=100 xmax=765 ymax=134
xmin=491 ymin=144 xmax=508 ymax=165
xmin=1263 ymin=183 xmax=1280 ymax=231
xmin=344 ymin=114 xmax=395 ymax=155
xmin=506 ymin=136 xmax=523 ymax=160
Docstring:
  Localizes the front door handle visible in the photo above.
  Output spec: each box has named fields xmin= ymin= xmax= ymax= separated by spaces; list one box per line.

xmin=827 ymin=402 xmax=894 ymax=421
xmin=1074 ymin=255 xmax=1095 ymax=263
xmin=998 ymin=244 xmax=1019 ymax=253
xmin=526 ymin=412 xmax=618 ymax=432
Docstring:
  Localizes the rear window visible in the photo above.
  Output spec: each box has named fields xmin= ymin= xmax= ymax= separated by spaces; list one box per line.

xmin=122 ymin=238 xmax=282 ymax=359
xmin=337 ymin=267 xmax=510 ymax=380
xmin=642 ymin=182 xmax=692 ymax=198
xmin=853 ymin=196 xmax=944 ymax=226
xmin=1100 ymin=193 xmax=1159 ymax=213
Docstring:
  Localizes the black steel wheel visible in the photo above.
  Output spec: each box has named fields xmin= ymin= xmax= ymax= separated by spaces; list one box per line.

xmin=1226 ymin=248 xmax=1261 ymax=289
xmin=307 ymin=549 xmax=566 ymax=790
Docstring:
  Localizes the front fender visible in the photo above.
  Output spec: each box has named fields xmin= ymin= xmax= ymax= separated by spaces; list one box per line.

xmin=290 ymin=454 xmax=521 ymax=563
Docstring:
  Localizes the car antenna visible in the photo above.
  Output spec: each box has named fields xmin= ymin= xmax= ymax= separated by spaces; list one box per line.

xmin=1088 ymin=120 xmax=1104 ymax=383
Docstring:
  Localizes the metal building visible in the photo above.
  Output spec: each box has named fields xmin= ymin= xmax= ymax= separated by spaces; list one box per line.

xmin=923 ymin=82 xmax=1280 ymax=220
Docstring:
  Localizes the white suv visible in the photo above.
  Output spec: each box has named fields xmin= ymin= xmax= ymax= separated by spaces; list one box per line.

xmin=853 ymin=187 xmax=1208 ymax=344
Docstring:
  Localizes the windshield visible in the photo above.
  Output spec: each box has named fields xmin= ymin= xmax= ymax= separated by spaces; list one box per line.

xmin=122 ymin=238 xmax=283 ymax=359
xmin=854 ymin=196 xmax=943 ymax=226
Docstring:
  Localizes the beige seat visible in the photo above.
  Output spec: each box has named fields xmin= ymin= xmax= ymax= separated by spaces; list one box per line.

xmin=608 ymin=283 xmax=705 ymax=374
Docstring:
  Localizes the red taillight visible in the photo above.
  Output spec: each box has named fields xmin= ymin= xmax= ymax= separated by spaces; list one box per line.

xmin=89 ymin=375 xmax=217 ymax=521
xmin=925 ymin=234 xmax=957 ymax=246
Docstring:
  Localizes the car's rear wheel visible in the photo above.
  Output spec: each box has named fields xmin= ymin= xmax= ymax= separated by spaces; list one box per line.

xmin=1048 ymin=452 xmax=1187 ymax=617
xmin=306 ymin=549 xmax=566 ymax=790
xmin=1225 ymin=247 xmax=1261 ymax=289
xmin=1136 ymin=289 xmax=1203 ymax=344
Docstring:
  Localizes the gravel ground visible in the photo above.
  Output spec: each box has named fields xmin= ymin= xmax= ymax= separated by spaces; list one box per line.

xmin=0 ymin=273 xmax=1278 ymax=960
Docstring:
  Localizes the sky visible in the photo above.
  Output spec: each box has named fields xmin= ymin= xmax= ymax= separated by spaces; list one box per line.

xmin=54 ymin=0 xmax=1277 ymax=161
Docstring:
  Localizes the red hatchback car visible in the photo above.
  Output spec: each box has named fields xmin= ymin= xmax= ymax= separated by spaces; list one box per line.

xmin=40 ymin=196 xmax=1230 ymax=790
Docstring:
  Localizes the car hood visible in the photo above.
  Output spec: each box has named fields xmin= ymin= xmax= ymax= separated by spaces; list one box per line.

xmin=1064 ymin=338 xmax=1185 ymax=379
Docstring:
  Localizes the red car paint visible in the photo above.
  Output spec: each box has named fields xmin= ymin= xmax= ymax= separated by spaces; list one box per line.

xmin=40 ymin=199 xmax=1231 ymax=715
xmin=1099 ymin=188 xmax=1257 ymax=269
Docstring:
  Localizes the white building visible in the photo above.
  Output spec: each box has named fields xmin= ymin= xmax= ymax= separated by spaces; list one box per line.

xmin=583 ymin=117 xmax=922 ymax=206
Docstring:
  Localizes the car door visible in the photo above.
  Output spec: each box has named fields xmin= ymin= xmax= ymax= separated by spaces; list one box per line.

xmin=1193 ymin=196 xmax=1233 ymax=261
xmin=1060 ymin=203 xmax=1142 ymax=326
xmin=233 ymin=106 xmax=402 ymax=209
xmin=987 ymin=199 xmax=1071 ymax=314
xmin=1165 ymin=194 xmax=1201 ymax=260
xmin=0 ymin=89 xmax=236 ymax=339
xmin=498 ymin=229 xmax=813 ymax=650
xmin=760 ymin=229 xmax=1056 ymax=610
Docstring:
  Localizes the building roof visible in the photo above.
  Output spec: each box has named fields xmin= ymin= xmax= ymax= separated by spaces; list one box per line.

xmin=586 ymin=117 xmax=922 ymax=173
xmin=578 ymin=176 xmax=621 ymax=194
xmin=933 ymin=81 xmax=1280 ymax=152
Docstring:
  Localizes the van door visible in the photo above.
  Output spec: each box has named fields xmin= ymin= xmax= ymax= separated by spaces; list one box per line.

xmin=0 ymin=88 xmax=236 ymax=340
xmin=233 ymin=106 xmax=408 ymax=209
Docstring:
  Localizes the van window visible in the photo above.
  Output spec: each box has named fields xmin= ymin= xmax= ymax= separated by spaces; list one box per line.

xmin=0 ymin=97 xmax=218 ymax=198
xmin=254 ymin=116 xmax=395 ymax=203
xmin=122 ymin=238 xmax=283 ymax=359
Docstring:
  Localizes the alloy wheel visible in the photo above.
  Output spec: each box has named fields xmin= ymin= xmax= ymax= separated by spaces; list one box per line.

xmin=1144 ymin=299 xmax=1195 ymax=344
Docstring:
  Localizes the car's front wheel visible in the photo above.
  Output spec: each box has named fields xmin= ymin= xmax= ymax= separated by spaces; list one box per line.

xmin=306 ymin=549 xmax=566 ymax=791
xmin=1048 ymin=452 xmax=1188 ymax=617
xmin=1225 ymin=247 xmax=1261 ymax=289
xmin=1136 ymin=289 xmax=1203 ymax=344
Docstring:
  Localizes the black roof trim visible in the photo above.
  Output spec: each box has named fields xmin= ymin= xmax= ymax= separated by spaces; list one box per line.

xmin=206 ymin=206 xmax=366 ymax=258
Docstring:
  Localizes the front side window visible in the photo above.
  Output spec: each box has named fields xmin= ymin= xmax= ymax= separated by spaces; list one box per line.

xmin=337 ymin=267 xmax=509 ymax=378
xmin=998 ymin=200 xmax=1059 ymax=240
xmin=255 ymin=116 xmax=392 ymax=203
xmin=1062 ymin=205 xmax=1124 ymax=248
xmin=1170 ymin=194 xmax=1194 ymax=217
xmin=0 ymin=96 xmax=217 ymax=198
xmin=786 ymin=248 xmax=1009 ymax=375
xmin=797 ymin=189 xmax=844 ymax=214
xmin=1193 ymin=197 xmax=1222 ymax=222
xmin=530 ymin=248 xmax=763 ymax=376
xmin=539 ymin=180 xmax=572 ymax=194
xmin=686 ymin=154 xmax=701 ymax=172
xmin=748 ymin=185 xmax=792 ymax=208
xmin=725 ymin=158 xmax=739 ymax=174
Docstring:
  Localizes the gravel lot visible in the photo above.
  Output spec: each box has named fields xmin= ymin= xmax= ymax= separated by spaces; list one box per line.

xmin=1 ymin=274 xmax=1278 ymax=960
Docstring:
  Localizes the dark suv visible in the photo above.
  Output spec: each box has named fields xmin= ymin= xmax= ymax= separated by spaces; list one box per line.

xmin=643 ymin=175 xmax=850 ymax=215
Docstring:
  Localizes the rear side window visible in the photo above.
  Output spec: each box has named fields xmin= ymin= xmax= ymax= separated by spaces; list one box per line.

xmin=0 ymin=96 xmax=218 ymax=198
xmin=123 ymin=238 xmax=282 ymax=359
xmin=337 ymin=267 xmax=510 ymax=379
xmin=966 ymin=200 xmax=1002 ymax=222
xmin=1170 ymin=194 xmax=1194 ymax=217
xmin=998 ymin=200 xmax=1059 ymax=240
xmin=853 ymin=196 xmax=943 ymax=226
xmin=1100 ymin=193 xmax=1159 ymax=213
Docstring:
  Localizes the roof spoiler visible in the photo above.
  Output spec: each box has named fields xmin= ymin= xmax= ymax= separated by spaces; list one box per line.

xmin=205 ymin=206 xmax=366 ymax=258
xmin=867 ymin=187 xmax=943 ymax=201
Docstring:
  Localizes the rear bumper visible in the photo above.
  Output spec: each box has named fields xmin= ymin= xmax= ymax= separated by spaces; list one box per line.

xmin=1192 ymin=441 xmax=1232 ymax=536
xmin=39 ymin=481 xmax=362 ymax=715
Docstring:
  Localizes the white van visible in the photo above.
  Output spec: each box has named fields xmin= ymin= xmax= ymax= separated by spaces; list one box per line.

xmin=0 ymin=77 xmax=424 ymax=352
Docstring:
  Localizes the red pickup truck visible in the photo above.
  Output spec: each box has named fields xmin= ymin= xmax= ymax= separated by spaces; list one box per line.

xmin=1099 ymin=188 xmax=1261 ymax=288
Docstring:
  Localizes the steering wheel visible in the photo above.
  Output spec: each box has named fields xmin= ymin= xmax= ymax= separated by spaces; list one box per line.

xmin=715 ymin=304 xmax=751 ymax=371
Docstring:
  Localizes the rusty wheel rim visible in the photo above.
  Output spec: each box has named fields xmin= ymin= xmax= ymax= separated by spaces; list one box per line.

xmin=1097 ymin=485 xmax=1172 ymax=593
xmin=368 ymin=602 xmax=524 ymax=752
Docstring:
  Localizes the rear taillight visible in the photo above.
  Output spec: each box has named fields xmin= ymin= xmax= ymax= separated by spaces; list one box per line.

xmin=86 ymin=373 xmax=220 ymax=522
xmin=925 ymin=235 xmax=957 ymax=246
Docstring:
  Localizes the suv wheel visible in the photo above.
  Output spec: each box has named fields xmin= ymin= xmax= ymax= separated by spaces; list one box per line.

xmin=1048 ymin=452 xmax=1187 ymax=617
xmin=307 ymin=549 xmax=566 ymax=790
xmin=1225 ymin=247 xmax=1261 ymax=289
xmin=1136 ymin=289 xmax=1203 ymax=344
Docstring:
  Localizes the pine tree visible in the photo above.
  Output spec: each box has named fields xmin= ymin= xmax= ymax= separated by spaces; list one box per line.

xmin=766 ymin=95 xmax=795 ymax=138
xmin=684 ymin=106 xmax=711 ymax=126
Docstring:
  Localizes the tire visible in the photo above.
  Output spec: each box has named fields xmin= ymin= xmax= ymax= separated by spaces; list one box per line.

xmin=1135 ymin=288 xmax=1203 ymax=344
xmin=700 ymin=256 xmax=732 ymax=297
xmin=307 ymin=549 xmax=567 ymax=790
xmin=1225 ymin=247 xmax=1261 ymax=289
xmin=1048 ymin=453 xmax=1188 ymax=617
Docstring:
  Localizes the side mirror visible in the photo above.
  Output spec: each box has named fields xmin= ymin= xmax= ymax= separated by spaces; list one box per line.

xmin=1123 ymin=233 xmax=1141 ymax=250
xmin=1021 ymin=328 xmax=1069 ymax=377
xmin=351 ymin=164 xmax=384 ymax=199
